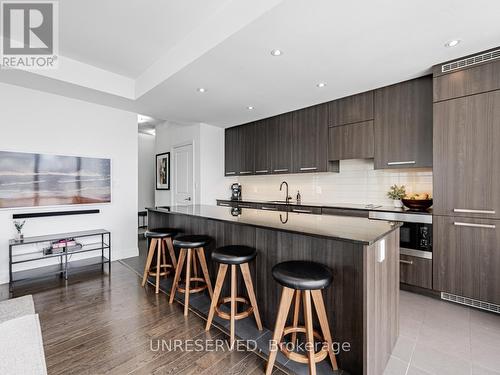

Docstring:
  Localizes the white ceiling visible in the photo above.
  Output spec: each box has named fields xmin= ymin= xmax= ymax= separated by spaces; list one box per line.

xmin=2 ymin=0 xmax=500 ymax=127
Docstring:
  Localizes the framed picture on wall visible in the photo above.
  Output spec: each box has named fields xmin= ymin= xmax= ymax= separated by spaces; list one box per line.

xmin=156 ymin=152 xmax=170 ymax=190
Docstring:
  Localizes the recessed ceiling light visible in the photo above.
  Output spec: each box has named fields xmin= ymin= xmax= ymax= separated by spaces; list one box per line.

xmin=247 ymin=106 xmax=254 ymax=110
xmin=445 ymin=40 xmax=460 ymax=48
xmin=316 ymin=82 xmax=327 ymax=88
xmin=197 ymin=87 xmax=206 ymax=93
xmin=270 ymin=49 xmax=282 ymax=56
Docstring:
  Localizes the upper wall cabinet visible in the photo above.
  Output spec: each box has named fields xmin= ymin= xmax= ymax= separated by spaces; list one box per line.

xmin=433 ymin=60 xmax=500 ymax=102
xmin=327 ymin=91 xmax=374 ymax=161
xmin=328 ymin=91 xmax=374 ymax=126
xmin=374 ymin=76 xmax=433 ymax=169
xmin=328 ymin=120 xmax=374 ymax=161
xmin=269 ymin=112 xmax=294 ymax=174
xmin=254 ymin=119 xmax=272 ymax=174
xmin=238 ymin=124 xmax=255 ymax=175
xmin=292 ymin=103 xmax=329 ymax=173
xmin=224 ymin=126 xmax=240 ymax=176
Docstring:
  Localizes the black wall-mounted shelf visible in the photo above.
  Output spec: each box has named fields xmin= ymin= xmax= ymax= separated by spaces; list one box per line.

xmin=13 ymin=209 xmax=100 ymax=219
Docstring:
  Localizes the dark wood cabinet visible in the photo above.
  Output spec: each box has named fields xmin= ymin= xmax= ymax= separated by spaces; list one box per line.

xmin=238 ymin=124 xmax=255 ymax=175
xmin=328 ymin=91 xmax=374 ymax=126
xmin=433 ymin=91 xmax=500 ymax=218
xmin=434 ymin=216 xmax=500 ymax=305
xmin=269 ymin=112 xmax=294 ymax=174
xmin=328 ymin=120 xmax=374 ymax=161
xmin=400 ymin=254 xmax=432 ymax=290
xmin=253 ymin=119 xmax=271 ymax=174
xmin=434 ymin=60 xmax=500 ymax=102
xmin=224 ymin=126 xmax=240 ymax=176
xmin=292 ymin=103 xmax=328 ymax=173
xmin=374 ymin=76 xmax=433 ymax=169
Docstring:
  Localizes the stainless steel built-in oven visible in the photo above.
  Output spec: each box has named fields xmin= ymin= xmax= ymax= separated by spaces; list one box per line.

xmin=369 ymin=211 xmax=432 ymax=259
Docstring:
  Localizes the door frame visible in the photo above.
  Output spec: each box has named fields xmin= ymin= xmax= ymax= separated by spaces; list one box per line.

xmin=170 ymin=140 xmax=196 ymax=206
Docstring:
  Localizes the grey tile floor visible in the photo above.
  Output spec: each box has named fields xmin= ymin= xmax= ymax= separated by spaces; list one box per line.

xmin=384 ymin=290 xmax=500 ymax=375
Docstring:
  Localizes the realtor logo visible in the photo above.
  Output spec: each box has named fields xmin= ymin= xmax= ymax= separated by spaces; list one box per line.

xmin=1 ymin=1 xmax=58 ymax=69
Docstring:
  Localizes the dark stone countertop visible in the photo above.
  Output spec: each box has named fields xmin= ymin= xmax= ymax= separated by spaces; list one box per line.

xmin=216 ymin=198 xmax=433 ymax=215
xmin=148 ymin=204 xmax=401 ymax=245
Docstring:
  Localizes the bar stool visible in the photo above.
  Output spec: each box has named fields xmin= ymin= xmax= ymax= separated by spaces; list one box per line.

xmin=141 ymin=228 xmax=178 ymax=294
xmin=169 ymin=235 xmax=213 ymax=316
xmin=266 ymin=261 xmax=338 ymax=375
xmin=205 ymin=245 xmax=263 ymax=346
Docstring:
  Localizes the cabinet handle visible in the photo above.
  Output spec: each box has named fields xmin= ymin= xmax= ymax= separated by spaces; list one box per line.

xmin=387 ymin=161 xmax=416 ymax=166
xmin=400 ymin=259 xmax=414 ymax=265
xmin=273 ymin=168 xmax=289 ymax=172
xmin=255 ymin=170 xmax=268 ymax=173
xmin=261 ymin=206 xmax=276 ymax=211
xmin=218 ymin=203 xmax=230 ymax=207
xmin=453 ymin=209 xmax=496 ymax=215
xmin=292 ymin=209 xmax=312 ymax=214
xmin=300 ymin=167 xmax=318 ymax=171
xmin=239 ymin=171 xmax=252 ymax=175
xmin=238 ymin=205 xmax=253 ymax=208
xmin=454 ymin=222 xmax=496 ymax=229
xmin=226 ymin=172 xmax=236 ymax=175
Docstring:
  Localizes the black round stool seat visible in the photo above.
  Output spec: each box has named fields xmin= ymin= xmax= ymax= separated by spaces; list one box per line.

xmin=173 ymin=235 xmax=211 ymax=248
xmin=211 ymin=245 xmax=257 ymax=265
xmin=272 ymin=261 xmax=333 ymax=290
xmin=144 ymin=228 xmax=178 ymax=239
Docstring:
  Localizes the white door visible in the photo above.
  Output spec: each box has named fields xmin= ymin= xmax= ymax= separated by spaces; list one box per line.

xmin=173 ymin=143 xmax=194 ymax=205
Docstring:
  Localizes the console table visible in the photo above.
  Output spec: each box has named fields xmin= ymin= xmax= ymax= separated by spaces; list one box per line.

xmin=9 ymin=229 xmax=111 ymax=292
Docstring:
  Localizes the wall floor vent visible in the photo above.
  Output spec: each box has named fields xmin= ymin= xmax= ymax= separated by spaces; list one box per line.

xmin=441 ymin=49 xmax=500 ymax=73
xmin=441 ymin=292 xmax=500 ymax=314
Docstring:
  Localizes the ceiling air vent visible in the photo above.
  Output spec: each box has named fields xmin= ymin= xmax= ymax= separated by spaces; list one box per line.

xmin=441 ymin=292 xmax=500 ymax=314
xmin=441 ymin=49 xmax=500 ymax=73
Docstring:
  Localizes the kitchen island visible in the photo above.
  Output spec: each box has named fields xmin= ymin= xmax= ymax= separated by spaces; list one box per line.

xmin=148 ymin=205 xmax=400 ymax=375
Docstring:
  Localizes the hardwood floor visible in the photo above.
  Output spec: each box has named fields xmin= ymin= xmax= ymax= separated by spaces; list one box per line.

xmin=2 ymin=260 xmax=284 ymax=374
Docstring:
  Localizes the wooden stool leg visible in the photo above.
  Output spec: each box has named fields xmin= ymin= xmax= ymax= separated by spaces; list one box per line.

xmin=166 ymin=237 xmax=177 ymax=268
xmin=230 ymin=264 xmax=237 ymax=347
xmin=205 ymin=264 xmax=228 ymax=331
xmin=265 ymin=287 xmax=295 ymax=375
xmin=161 ymin=243 xmax=167 ymax=277
xmin=303 ymin=290 xmax=316 ymax=375
xmin=291 ymin=290 xmax=302 ymax=345
xmin=311 ymin=290 xmax=338 ymax=371
xmin=141 ymin=239 xmax=157 ymax=287
xmin=197 ymin=247 xmax=213 ymax=298
xmin=169 ymin=249 xmax=186 ymax=304
xmin=155 ymin=240 xmax=162 ymax=294
xmin=240 ymin=262 xmax=263 ymax=330
xmin=192 ymin=250 xmax=199 ymax=278
xmin=183 ymin=248 xmax=192 ymax=316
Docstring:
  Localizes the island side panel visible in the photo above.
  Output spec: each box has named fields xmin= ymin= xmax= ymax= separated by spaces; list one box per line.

xmin=363 ymin=229 xmax=400 ymax=375
xmin=255 ymin=227 xmax=365 ymax=375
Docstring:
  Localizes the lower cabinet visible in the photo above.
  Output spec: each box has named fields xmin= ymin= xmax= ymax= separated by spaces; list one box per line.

xmin=400 ymin=254 xmax=432 ymax=290
xmin=433 ymin=215 xmax=500 ymax=305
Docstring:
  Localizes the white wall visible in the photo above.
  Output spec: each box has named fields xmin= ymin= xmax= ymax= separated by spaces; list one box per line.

xmin=237 ymin=159 xmax=432 ymax=206
xmin=138 ymin=133 xmax=155 ymax=211
xmin=0 ymin=82 xmax=138 ymax=284
xmin=155 ymin=122 xmax=227 ymax=206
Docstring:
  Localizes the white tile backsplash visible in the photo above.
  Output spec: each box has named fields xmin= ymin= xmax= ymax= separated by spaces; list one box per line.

xmin=236 ymin=159 xmax=432 ymax=206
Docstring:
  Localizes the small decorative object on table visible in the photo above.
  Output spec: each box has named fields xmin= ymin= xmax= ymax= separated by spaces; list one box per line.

xmin=387 ymin=184 xmax=406 ymax=208
xmin=13 ymin=220 xmax=26 ymax=241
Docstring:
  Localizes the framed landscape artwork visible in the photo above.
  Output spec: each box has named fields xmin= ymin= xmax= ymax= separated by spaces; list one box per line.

xmin=0 ymin=151 xmax=111 ymax=209
xmin=156 ymin=152 xmax=170 ymax=190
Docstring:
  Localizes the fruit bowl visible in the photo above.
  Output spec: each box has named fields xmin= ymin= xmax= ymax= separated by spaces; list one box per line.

xmin=402 ymin=198 xmax=433 ymax=211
